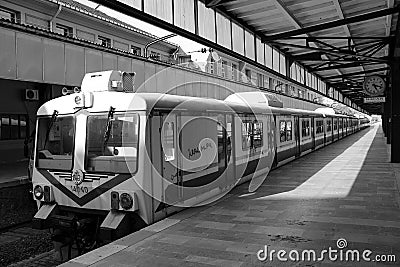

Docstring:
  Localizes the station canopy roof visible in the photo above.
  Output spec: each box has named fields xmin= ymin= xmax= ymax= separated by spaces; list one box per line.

xmin=206 ymin=0 xmax=400 ymax=114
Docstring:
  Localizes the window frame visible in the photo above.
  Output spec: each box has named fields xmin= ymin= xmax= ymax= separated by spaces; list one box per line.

xmin=130 ymin=45 xmax=141 ymax=56
xmin=280 ymin=120 xmax=286 ymax=143
xmin=316 ymin=120 xmax=324 ymax=134
xmin=241 ymin=118 xmax=263 ymax=150
xmin=55 ymin=23 xmax=73 ymax=37
xmin=301 ymin=119 xmax=311 ymax=137
xmin=0 ymin=7 xmax=20 ymax=23
xmin=0 ymin=114 xmax=28 ymax=140
xmin=286 ymin=120 xmax=292 ymax=141
xmin=98 ymin=35 xmax=112 ymax=48
xmin=326 ymin=119 xmax=332 ymax=132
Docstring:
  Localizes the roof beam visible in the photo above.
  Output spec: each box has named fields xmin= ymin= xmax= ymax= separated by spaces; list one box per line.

xmin=283 ymin=36 xmax=391 ymax=40
xmin=272 ymin=41 xmax=388 ymax=62
xmin=263 ymin=6 xmax=400 ymax=42
xmin=332 ymin=0 xmax=365 ymax=74
xmin=271 ymin=0 xmax=346 ymax=87
xmin=323 ymin=67 xmax=390 ymax=80
xmin=313 ymin=61 xmax=379 ymax=71
xmin=205 ymin=0 xmax=232 ymax=8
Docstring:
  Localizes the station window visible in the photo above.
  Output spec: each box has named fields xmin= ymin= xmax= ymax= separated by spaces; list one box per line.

xmin=130 ymin=45 xmax=141 ymax=55
xmin=257 ymin=73 xmax=264 ymax=88
xmin=55 ymin=23 xmax=73 ymax=37
xmin=231 ymin=64 xmax=238 ymax=81
xmin=241 ymin=120 xmax=263 ymax=150
xmin=316 ymin=120 xmax=324 ymax=134
xmin=301 ymin=119 xmax=310 ymax=137
xmin=245 ymin=69 xmax=251 ymax=83
xmin=0 ymin=7 xmax=19 ymax=22
xmin=149 ymin=51 xmax=160 ymax=60
xmin=221 ymin=60 xmax=227 ymax=78
xmin=0 ymin=114 xmax=28 ymax=140
xmin=98 ymin=35 xmax=111 ymax=48
xmin=209 ymin=58 xmax=215 ymax=74
xmin=26 ymin=14 xmax=49 ymax=30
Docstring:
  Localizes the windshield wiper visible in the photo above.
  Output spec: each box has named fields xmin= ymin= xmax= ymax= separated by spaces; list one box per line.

xmin=44 ymin=110 xmax=59 ymax=149
xmin=103 ymin=106 xmax=116 ymax=151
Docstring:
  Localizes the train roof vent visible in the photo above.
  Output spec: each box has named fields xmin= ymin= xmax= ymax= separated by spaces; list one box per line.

xmin=80 ymin=70 xmax=135 ymax=93
xmin=224 ymin=92 xmax=283 ymax=108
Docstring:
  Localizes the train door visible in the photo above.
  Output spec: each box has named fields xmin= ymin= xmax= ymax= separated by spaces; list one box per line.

xmin=225 ymin=115 xmax=235 ymax=185
xmin=311 ymin=117 xmax=316 ymax=150
xmin=216 ymin=114 xmax=227 ymax=186
xmin=323 ymin=118 xmax=327 ymax=145
xmin=294 ymin=116 xmax=301 ymax=157
xmin=178 ymin=113 xmax=224 ymax=203
xmin=160 ymin=113 xmax=182 ymax=207
xmin=272 ymin=115 xmax=278 ymax=168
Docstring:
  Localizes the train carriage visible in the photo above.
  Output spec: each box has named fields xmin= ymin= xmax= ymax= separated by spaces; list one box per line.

xmin=30 ymin=70 xmax=369 ymax=256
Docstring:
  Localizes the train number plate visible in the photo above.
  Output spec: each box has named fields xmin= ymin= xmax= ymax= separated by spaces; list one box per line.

xmin=69 ymin=184 xmax=92 ymax=196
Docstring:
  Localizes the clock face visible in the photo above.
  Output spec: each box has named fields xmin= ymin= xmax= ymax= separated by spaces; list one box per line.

xmin=363 ymin=75 xmax=385 ymax=96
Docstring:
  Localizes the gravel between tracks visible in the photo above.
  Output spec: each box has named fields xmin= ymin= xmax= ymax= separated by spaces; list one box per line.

xmin=0 ymin=183 xmax=56 ymax=266
xmin=0 ymin=227 xmax=54 ymax=267
xmin=0 ymin=184 xmax=36 ymax=230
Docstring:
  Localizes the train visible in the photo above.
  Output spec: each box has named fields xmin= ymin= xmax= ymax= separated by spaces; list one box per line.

xmin=31 ymin=70 xmax=370 ymax=256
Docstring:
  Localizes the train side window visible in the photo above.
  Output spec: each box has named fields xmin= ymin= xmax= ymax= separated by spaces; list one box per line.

xmin=163 ymin=122 xmax=175 ymax=161
xmin=301 ymin=119 xmax=310 ymax=137
xmin=286 ymin=121 xmax=292 ymax=141
xmin=242 ymin=121 xmax=252 ymax=150
xmin=217 ymin=121 xmax=225 ymax=168
xmin=280 ymin=121 xmax=286 ymax=142
xmin=327 ymin=120 xmax=332 ymax=132
xmin=226 ymin=116 xmax=232 ymax=162
xmin=253 ymin=121 xmax=263 ymax=148
xmin=241 ymin=119 xmax=263 ymax=149
xmin=334 ymin=120 xmax=338 ymax=130
xmin=316 ymin=120 xmax=323 ymax=134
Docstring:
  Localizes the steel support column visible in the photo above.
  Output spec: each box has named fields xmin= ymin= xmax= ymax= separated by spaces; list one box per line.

xmin=383 ymin=97 xmax=388 ymax=136
xmin=386 ymin=80 xmax=392 ymax=144
xmin=391 ymin=12 xmax=400 ymax=162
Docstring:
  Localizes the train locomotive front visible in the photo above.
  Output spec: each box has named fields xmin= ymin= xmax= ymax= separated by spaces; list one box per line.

xmin=31 ymin=71 xmax=157 ymax=253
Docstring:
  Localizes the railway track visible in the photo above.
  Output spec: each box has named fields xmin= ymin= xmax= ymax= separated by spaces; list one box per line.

xmin=0 ymin=220 xmax=32 ymax=234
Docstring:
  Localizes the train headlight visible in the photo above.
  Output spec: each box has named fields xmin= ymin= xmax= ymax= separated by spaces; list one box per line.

xmin=120 ymin=193 xmax=133 ymax=210
xmin=34 ymin=185 xmax=44 ymax=200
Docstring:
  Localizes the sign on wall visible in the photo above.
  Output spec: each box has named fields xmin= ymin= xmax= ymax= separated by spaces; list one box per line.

xmin=363 ymin=97 xmax=386 ymax=103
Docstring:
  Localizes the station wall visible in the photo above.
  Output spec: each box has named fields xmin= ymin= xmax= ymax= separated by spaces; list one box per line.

xmin=0 ymin=25 xmax=324 ymax=163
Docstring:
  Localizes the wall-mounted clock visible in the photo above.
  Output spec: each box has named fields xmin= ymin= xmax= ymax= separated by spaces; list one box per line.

xmin=363 ymin=75 xmax=386 ymax=96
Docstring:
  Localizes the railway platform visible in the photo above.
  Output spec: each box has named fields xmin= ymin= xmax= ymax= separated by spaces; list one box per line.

xmin=0 ymin=160 xmax=29 ymax=188
xmin=61 ymin=124 xmax=400 ymax=266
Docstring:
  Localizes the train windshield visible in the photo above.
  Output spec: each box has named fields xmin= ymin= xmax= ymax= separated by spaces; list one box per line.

xmin=85 ymin=113 xmax=139 ymax=174
xmin=36 ymin=116 xmax=75 ymax=170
